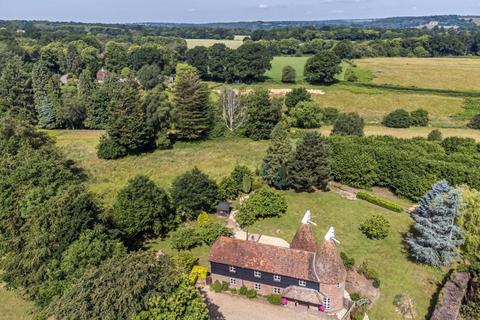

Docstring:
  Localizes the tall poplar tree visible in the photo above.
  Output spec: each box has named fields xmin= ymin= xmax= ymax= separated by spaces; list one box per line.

xmin=173 ymin=64 xmax=211 ymax=140
xmin=260 ymin=122 xmax=292 ymax=189
xmin=289 ymin=131 xmax=330 ymax=191
xmin=406 ymin=180 xmax=464 ymax=266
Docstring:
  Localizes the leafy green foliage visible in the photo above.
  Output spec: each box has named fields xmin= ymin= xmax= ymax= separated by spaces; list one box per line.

xmin=330 ymin=144 xmax=378 ymax=188
xmin=332 ymin=112 xmax=364 ymax=136
xmin=173 ymin=64 xmax=211 ymax=140
xmin=289 ymin=101 xmax=323 ymax=128
xmin=428 ymin=129 xmax=443 ymax=141
xmin=281 ymin=65 xmax=296 ymax=83
xmin=267 ymin=294 xmax=283 ymax=305
xmin=238 ymin=186 xmax=288 ymax=225
xmin=173 ymin=251 xmax=198 ymax=274
xmin=441 ymin=136 xmax=477 ymax=154
xmin=358 ymin=261 xmax=381 ymax=288
xmin=383 ymin=109 xmax=412 ymax=128
xmin=113 ymin=175 xmax=176 ymax=240
xmin=457 ymin=186 xmax=480 ymax=264
xmin=137 ymin=64 xmax=162 ymax=90
xmin=51 ymin=252 xmax=179 ymax=320
xmin=261 ymin=122 xmax=292 ymax=189
xmin=171 ymin=167 xmax=219 ymax=218
xmin=186 ymin=46 xmax=210 ymax=79
xmin=356 ymin=192 xmax=403 ymax=213
xmin=284 ymin=87 xmax=311 ymax=111
xmin=132 ymin=279 xmax=209 ymax=320
xmin=199 ymin=220 xmax=233 ymax=245
xmin=360 ymin=214 xmax=390 ymax=240
xmin=170 ymin=225 xmax=202 ymax=250
xmin=304 ymin=51 xmax=342 ymax=84
xmin=340 ymin=252 xmax=355 ymax=271
xmin=410 ymin=109 xmax=429 ymax=127
xmin=289 ymin=131 xmax=330 ymax=191
xmin=244 ymin=88 xmax=280 ymax=140
xmin=234 ymin=42 xmax=272 ymax=82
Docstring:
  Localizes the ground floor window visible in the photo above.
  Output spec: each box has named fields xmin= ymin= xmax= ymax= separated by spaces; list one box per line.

xmin=254 ymin=283 xmax=262 ymax=291
xmin=273 ymin=287 xmax=281 ymax=294
xmin=229 ymin=278 xmax=236 ymax=285
xmin=323 ymin=297 xmax=331 ymax=309
xmin=298 ymin=280 xmax=306 ymax=287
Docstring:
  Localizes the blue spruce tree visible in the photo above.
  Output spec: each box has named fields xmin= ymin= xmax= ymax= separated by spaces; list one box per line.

xmin=406 ymin=180 xmax=464 ymax=266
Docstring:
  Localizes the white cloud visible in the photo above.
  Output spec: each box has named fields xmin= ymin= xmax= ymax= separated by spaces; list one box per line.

xmin=258 ymin=4 xmax=269 ymax=9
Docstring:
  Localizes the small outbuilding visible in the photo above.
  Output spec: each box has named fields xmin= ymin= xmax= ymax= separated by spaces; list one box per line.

xmin=217 ymin=201 xmax=231 ymax=216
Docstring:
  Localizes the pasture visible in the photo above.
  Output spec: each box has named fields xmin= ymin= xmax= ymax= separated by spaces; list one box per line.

xmin=185 ymin=37 xmax=246 ymax=49
xmin=354 ymin=57 xmax=480 ymax=91
xmin=264 ymin=56 xmax=309 ymax=82
xmin=0 ymin=285 xmax=33 ymax=320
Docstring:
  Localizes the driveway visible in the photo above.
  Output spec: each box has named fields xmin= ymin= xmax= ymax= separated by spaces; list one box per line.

xmin=204 ymin=289 xmax=333 ymax=320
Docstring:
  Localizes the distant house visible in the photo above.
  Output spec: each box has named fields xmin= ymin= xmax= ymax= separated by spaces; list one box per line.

xmin=209 ymin=210 xmax=349 ymax=314
xmin=217 ymin=201 xmax=231 ymax=216
xmin=96 ymin=67 xmax=112 ymax=83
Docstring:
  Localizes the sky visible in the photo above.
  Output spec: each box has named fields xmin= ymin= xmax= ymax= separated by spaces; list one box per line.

xmin=0 ymin=0 xmax=479 ymax=23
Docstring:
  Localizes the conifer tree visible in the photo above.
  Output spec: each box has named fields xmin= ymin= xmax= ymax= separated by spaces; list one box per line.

xmin=100 ymin=79 xmax=155 ymax=157
xmin=260 ymin=122 xmax=292 ymax=189
xmin=0 ymin=56 xmax=35 ymax=122
xmin=244 ymin=88 xmax=280 ymax=140
xmin=289 ymin=131 xmax=330 ymax=191
xmin=173 ymin=64 xmax=211 ymax=140
xmin=32 ymin=60 xmax=56 ymax=128
xmin=406 ymin=180 xmax=464 ymax=266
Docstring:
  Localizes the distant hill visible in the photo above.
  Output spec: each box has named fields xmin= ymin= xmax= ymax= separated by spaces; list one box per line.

xmin=142 ymin=15 xmax=480 ymax=29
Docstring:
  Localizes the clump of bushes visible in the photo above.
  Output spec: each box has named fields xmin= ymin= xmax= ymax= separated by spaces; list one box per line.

xmin=289 ymin=101 xmax=323 ymax=128
xmin=340 ymin=252 xmax=355 ymax=271
xmin=170 ymin=226 xmax=202 ymax=250
xmin=281 ymin=65 xmax=296 ymax=83
xmin=267 ymin=294 xmax=282 ymax=305
xmin=358 ymin=261 xmax=381 ymax=288
xmin=441 ymin=136 xmax=477 ymax=154
xmin=428 ymin=129 xmax=443 ymax=141
xmin=468 ymin=114 xmax=480 ymax=129
xmin=219 ymin=165 xmax=253 ymax=200
xmin=332 ymin=112 xmax=364 ymax=136
xmin=320 ymin=107 xmax=339 ymax=124
xmin=360 ymin=214 xmax=390 ymax=240
xmin=383 ymin=108 xmax=429 ymax=128
xmin=246 ymin=289 xmax=257 ymax=299
xmin=173 ymin=251 xmax=198 ymax=274
xmin=211 ymin=280 xmax=229 ymax=293
xmin=97 ymin=135 xmax=127 ymax=160
xmin=284 ymin=87 xmax=311 ymax=111
xmin=350 ymin=292 xmax=362 ymax=301
xmin=356 ymin=192 xmax=403 ymax=213
xmin=238 ymin=186 xmax=288 ymax=220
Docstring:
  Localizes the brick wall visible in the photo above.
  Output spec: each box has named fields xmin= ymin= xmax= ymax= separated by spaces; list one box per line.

xmin=321 ymin=282 xmax=345 ymax=312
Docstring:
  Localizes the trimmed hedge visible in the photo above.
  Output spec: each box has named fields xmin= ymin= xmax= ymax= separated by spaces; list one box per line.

xmin=356 ymin=192 xmax=403 ymax=213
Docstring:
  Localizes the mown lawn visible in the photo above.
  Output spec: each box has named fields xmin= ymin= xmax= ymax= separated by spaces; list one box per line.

xmin=249 ymin=190 xmax=444 ymax=320
xmin=354 ymin=57 xmax=480 ymax=92
xmin=264 ymin=56 xmax=310 ymax=83
xmin=0 ymin=285 xmax=33 ymax=320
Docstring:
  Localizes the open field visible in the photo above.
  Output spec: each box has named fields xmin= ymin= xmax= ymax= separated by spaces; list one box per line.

xmin=186 ymin=38 xmax=245 ymax=49
xmin=354 ymin=57 xmax=480 ymax=91
xmin=0 ymin=285 xmax=33 ymax=320
xmin=264 ymin=56 xmax=309 ymax=82
xmin=249 ymin=190 xmax=444 ymax=320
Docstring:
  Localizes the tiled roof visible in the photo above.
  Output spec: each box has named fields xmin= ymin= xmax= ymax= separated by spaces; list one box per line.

xmin=290 ymin=224 xmax=317 ymax=252
xmin=314 ymin=240 xmax=347 ymax=284
xmin=283 ymin=286 xmax=325 ymax=305
xmin=210 ymin=237 xmax=318 ymax=282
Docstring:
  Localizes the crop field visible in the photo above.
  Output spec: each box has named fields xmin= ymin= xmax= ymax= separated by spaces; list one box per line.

xmin=354 ymin=57 xmax=480 ymax=91
xmin=185 ymin=37 xmax=245 ymax=49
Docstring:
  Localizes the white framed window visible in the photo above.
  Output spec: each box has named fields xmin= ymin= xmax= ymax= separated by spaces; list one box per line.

xmin=273 ymin=287 xmax=281 ymax=294
xmin=254 ymin=271 xmax=261 ymax=278
xmin=254 ymin=283 xmax=262 ymax=291
xmin=229 ymin=278 xmax=237 ymax=285
xmin=298 ymin=280 xmax=306 ymax=287
xmin=323 ymin=297 xmax=331 ymax=310
xmin=229 ymin=266 xmax=236 ymax=273
xmin=336 ymin=282 xmax=341 ymax=288
xmin=273 ymin=274 xmax=281 ymax=282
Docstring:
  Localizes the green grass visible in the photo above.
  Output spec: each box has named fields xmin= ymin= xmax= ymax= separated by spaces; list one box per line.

xmin=185 ymin=38 xmax=244 ymax=49
xmin=0 ymin=285 xmax=33 ymax=320
xmin=264 ymin=56 xmax=309 ymax=83
xmin=248 ymin=190 xmax=444 ymax=320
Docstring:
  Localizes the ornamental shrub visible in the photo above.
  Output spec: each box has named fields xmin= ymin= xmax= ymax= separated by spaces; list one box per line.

xmin=358 ymin=261 xmax=381 ymax=288
xmin=170 ymin=225 xmax=202 ymax=250
xmin=410 ymin=109 xmax=429 ymax=127
xmin=211 ymin=280 xmax=222 ymax=293
xmin=239 ymin=186 xmax=288 ymax=219
xmin=356 ymin=192 xmax=403 ymax=213
xmin=281 ymin=65 xmax=296 ymax=83
xmin=199 ymin=220 xmax=233 ymax=245
xmin=173 ymin=251 xmax=198 ymax=274
xmin=360 ymin=214 xmax=390 ymax=240
xmin=332 ymin=112 xmax=364 ymax=136
xmin=428 ymin=129 xmax=443 ymax=141
xmin=246 ymin=289 xmax=257 ymax=299
xmin=340 ymin=252 xmax=355 ymax=271
xmin=284 ymin=87 xmax=311 ymax=111
xmin=267 ymin=294 xmax=282 ymax=305
xmin=320 ymin=107 xmax=339 ymax=124
xmin=239 ymin=285 xmax=248 ymax=296
xmin=97 ymin=134 xmax=127 ymax=159
xmin=289 ymin=101 xmax=323 ymax=128
xmin=383 ymin=109 xmax=412 ymax=128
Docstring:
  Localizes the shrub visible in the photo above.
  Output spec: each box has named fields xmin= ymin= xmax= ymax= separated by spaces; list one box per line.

xmin=96 ymin=134 xmax=127 ymax=159
xmin=239 ymin=186 xmax=288 ymax=219
xmin=281 ymin=65 xmax=296 ymax=83
xmin=267 ymin=294 xmax=282 ymax=305
xmin=189 ymin=272 xmax=199 ymax=285
xmin=197 ymin=211 xmax=209 ymax=227
xmin=229 ymin=288 xmax=238 ymax=294
xmin=360 ymin=214 xmax=390 ymax=240
xmin=441 ymin=136 xmax=477 ymax=154
xmin=199 ymin=220 xmax=233 ymax=245
xmin=170 ymin=226 xmax=202 ymax=250
xmin=221 ymin=281 xmax=229 ymax=291
xmin=239 ymin=285 xmax=248 ymax=295
xmin=350 ymin=292 xmax=361 ymax=301
xmin=428 ymin=129 xmax=443 ymax=141
xmin=155 ymin=132 xmax=173 ymax=150
xmin=383 ymin=109 xmax=412 ymax=128
xmin=320 ymin=107 xmax=339 ymax=124
xmin=358 ymin=261 xmax=381 ymax=288
xmin=330 ymin=146 xmax=378 ymax=189
xmin=289 ymin=101 xmax=323 ymax=128
xmin=468 ymin=114 xmax=480 ymax=129
xmin=340 ymin=252 xmax=355 ymax=271
xmin=219 ymin=176 xmax=239 ymax=200
xmin=173 ymin=251 xmax=198 ymax=274
xmin=410 ymin=109 xmax=429 ymax=127
xmin=332 ymin=112 xmax=364 ymax=136
xmin=356 ymin=192 xmax=403 ymax=213
xmin=211 ymin=280 xmax=222 ymax=293
xmin=284 ymin=87 xmax=311 ymax=111
xmin=191 ymin=265 xmax=208 ymax=280
xmin=246 ymin=289 xmax=257 ymax=299
xmin=344 ymin=67 xmax=358 ymax=82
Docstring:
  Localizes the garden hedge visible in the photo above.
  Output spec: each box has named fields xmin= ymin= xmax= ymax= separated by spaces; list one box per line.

xmin=356 ymin=192 xmax=403 ymax=213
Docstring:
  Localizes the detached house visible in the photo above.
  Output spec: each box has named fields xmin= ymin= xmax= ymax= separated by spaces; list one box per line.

xmin=209 ymin=211 xmax=348 ymax=314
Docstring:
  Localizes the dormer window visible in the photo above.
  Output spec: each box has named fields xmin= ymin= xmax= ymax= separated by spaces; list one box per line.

xmin=273 ymin=274 xmax=281 ymax=282
xmin=298 ymin=280 xmax=306 ymax=287
xmin=229 ymin=266 xmax=236 ymax=273
xmin=254 ymin=271 xmax=261 ymax=278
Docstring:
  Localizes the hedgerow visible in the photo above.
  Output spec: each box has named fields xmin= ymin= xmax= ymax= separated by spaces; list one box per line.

xmin=356 ymin=192 xmax=403 ymax=213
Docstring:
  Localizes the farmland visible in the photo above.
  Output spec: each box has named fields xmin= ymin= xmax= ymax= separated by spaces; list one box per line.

xmin=185 ymin=35 xmax=247 ymax=49
xmin=0 ymin=285 xmax=32 ymax=320
xmin=264 ymin=56 xmax=310 ymax=82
